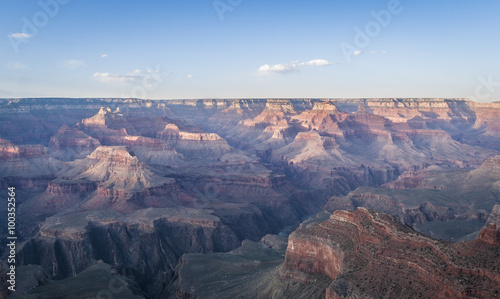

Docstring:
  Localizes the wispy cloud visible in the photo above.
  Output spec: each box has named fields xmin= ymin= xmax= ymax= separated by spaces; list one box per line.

xmin=259 ymin=63 xmax=298 ymax=74
xmin=258 ymin=59 xmax=334 ymax=74
xmin=8 ymin=33 xmax=32 ymax=39
xmin=100 ymin=54 xmax=108 ymax=58
xmin=94 ymin=68 xmax=161 ymax=85
xmin=6 ymin=62 xmax=27 ymax=70
xmin=59 ymin=59 xmax=86 ymax=69
xmin=299 ymin=59 xmax=333 ymax=66
xmin=353 ymin=50 xmax=387 ymax=57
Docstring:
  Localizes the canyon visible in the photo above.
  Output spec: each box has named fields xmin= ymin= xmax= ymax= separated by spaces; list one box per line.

xmin=1 ymin=98 xmax=500 ymax=298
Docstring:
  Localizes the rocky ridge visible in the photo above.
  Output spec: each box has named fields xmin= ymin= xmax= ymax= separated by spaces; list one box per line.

xmin=2 ymin=98 xmax=500 ymax=298
xmin=279 ymin=208 xmax=500 ymax=299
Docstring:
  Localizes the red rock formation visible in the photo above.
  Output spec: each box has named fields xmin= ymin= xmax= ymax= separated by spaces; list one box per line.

xmin=156 ymin=123 xmax=231 ymax=157
xmin=49 ymin=126 xmax=101 ymax=160
xmin=281 ymin=208 xmax=500 ymax=299
xmin=47 ymin=180 xmax=97 ymax=196
xmin=77 ymin=109 xmax=184 ymax=165
xmin=478 ymin=223 xmax=500 ymax=245
xmin=241 ymin=99 xmax=296 ymax=127
xmin=470 ymin=102 xmax=500 ymax=132
xmin=0 ymin=138 xmax=48 ymax=158
xmin=45 ymin=146 xmax=181 ymax=213
xmin=382 ymin=170 xmax=446 ymax=190
xmin=0 ymin=138 xmax=62 ymax=180
xmin=481 ymin=155 xmax=500 ymax=169
xmin=291 ymin=102 xmax=345 ymax=135
xmin=284 ymin=232 xmax=343 ymax=281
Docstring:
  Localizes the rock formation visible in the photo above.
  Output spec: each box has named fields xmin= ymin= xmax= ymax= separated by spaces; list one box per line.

xmin=18 ymin=208 xmax=239 ymax=297
xmin=1 ymin=98 xmax=500 ymax=298
xmin=280 ymin=208 xmax=500 ymax=298
xmin=49 ymin=125 xmax=101 ymax=161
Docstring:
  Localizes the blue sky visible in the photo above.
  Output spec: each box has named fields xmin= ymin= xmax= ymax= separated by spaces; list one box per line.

xmin=1 ymin=0 xmax=499 ymax=101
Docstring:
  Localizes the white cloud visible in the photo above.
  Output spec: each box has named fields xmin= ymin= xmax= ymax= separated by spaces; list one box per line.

xmin=6 ymin=62 xmax=27 ymax=70
xmin=101 ymin=54 xmax=108 ymax=58
xmin=94 ymin=67 xmax=161 ymax=84
xmin=259 ymin=63 xmax=298 ymax=74
xmin=59 ymin=60 xmax=86 ymax=69
xmin=353 ymin=50 xmax=362 ymax=56
xmin=299 ymin=59 xmax=332 ymax=66
xmin=258 ymin=58 xmax=334 ymax=74
xmin=187 ymin=74 xmax=193 ymax=78
xmin=8 ymin=33 xmax=32 ymax=39
xmin=93 ymin=72 xmax=141 ymax=83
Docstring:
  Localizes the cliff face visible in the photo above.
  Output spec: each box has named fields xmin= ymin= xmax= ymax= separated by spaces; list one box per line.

xmin=325 ymin=159 xmax=500 ymax=241
xmin=2 ymin=98 xmax=500 ymax=298
xmin=18 ymin=208 xmax=240 ymax=296
xmin=157 ymin=123 xmax=231 ymax=157
xmin=479 ymin=224 xmax=500 ymax=245
xmin=487 ymin=205 xmax=500 ymax=227
xmin=49 ymin=126 xmax=101 ymax=161
xmin=281 ymin=208 xmax=500 ymax=299
xmin=284 ymin=232 xmax=343 ymax=281
xmin=61 ymin=146 xmax=181 ymax=213
xmin=0 ymin=138 xmax=62 ymax=193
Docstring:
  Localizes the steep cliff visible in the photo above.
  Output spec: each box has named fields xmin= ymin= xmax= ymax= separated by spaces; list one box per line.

xmin=280 ymin=208 xmax=500 ymax=299
xmin=18 ymin=208 xmax=240 ymax=297
xmin=49 ymin=125 xmax=101 ymax=161
xmin=2 ymin=98 xmax=500 ymax=298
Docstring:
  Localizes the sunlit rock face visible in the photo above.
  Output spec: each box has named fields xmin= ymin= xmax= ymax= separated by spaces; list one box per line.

xmin=281 ymin=208 xmax=500 ymax=299
xmin=2 ymin=97 xmax=500 ymax=298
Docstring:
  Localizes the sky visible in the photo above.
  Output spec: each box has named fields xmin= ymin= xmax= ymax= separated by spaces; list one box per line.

xmin=1 ymin=0 xmax=499 ymax=101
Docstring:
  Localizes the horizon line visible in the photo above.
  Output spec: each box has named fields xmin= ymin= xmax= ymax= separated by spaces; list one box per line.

xmin=0 ymin=97 xmax=494 ymax=102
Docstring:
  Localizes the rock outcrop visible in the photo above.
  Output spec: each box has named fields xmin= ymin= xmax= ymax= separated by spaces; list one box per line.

xmin=2 ymin=98 xmax=500 ymax=298
xmin=325 ymin=161 xmax=500 ymax=241
xmin=478 ymin=223 xmax=500 ymax=245
xmin=487 ymin=205 xmax=500 ymax=227
xmin=18 ymin=208 xmax=239 ymax=297
xmin=280 ymin=208 xmax=500 ymax=299
xmin=0 ymin=138 xmax=62 ymax=193
xmin=49 ymin=125 xmax=101 ymax=160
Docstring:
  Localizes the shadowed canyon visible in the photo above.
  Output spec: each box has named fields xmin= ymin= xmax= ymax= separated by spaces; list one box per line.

xmin=1 ymin=98 xmax=500 ymax=298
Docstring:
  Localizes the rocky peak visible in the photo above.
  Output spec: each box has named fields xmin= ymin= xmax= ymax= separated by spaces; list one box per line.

xmin=478 ymin=223 xmax=500 ymax=245
xmin=49 ymin=126 xmax=100 ymax=147
xmin=88 ymin=146 xmax=137 ymax=164
xmin=264 ymin=99 xmax=295 ymax=113
xmin=98 ymin=107 xmax=112 ymax=115
xmin=312 ymin=101 xmax=338 ymax=113
xmin=81 ymin=106 xmax=120 ymax=127
xmin=481 ymin=155 xmax=500 ymax=169
xmin=0 ymin=137 xmax=48 ymax=158
xmin=487 ymin=204 xmax=500 ymax=227
xmin=356 ymin=104 xmax=369 ymax=114
xmin=294 ymin=130 xmax=322 ymax=141
xmin=162 ymin=123 xmax=180 ymax=131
